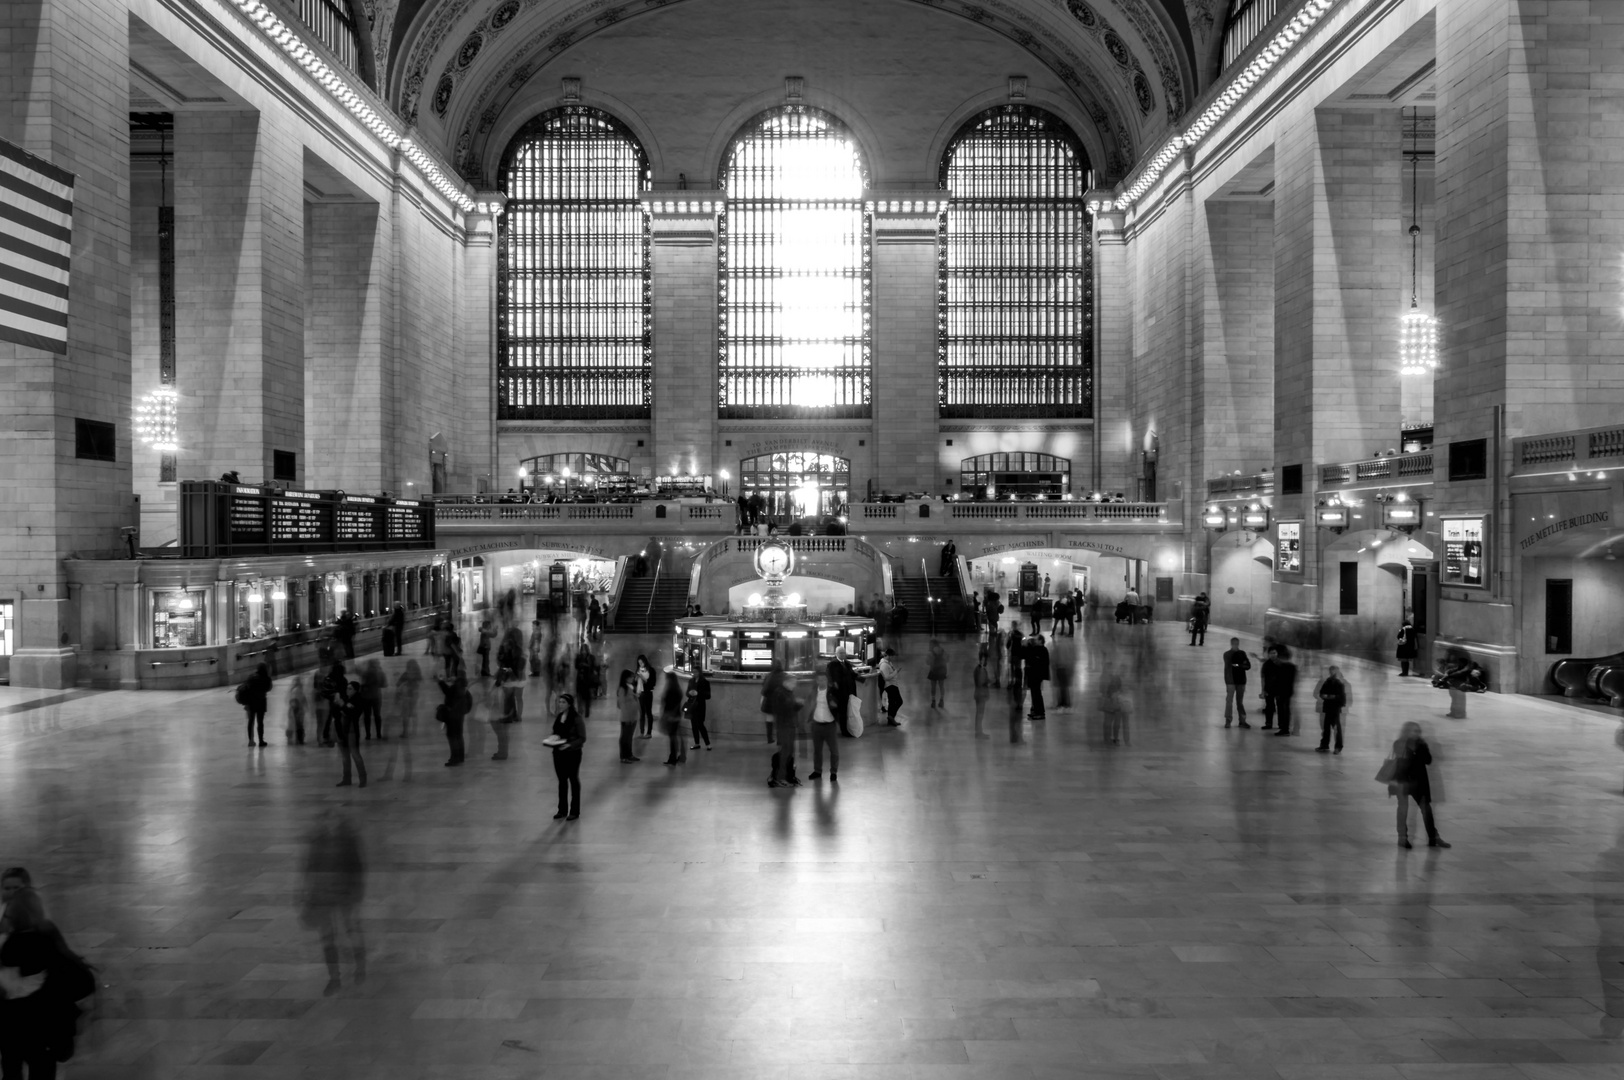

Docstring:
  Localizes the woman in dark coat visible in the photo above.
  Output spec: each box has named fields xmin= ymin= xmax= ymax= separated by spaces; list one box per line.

xmin=0 ymin=888 xmax=94 ymax=1075
xmin=240 ymin=662 xmax=273 ymax=746
xmin=550 ymin=693 xmax=587 ymax=820
xmin=1389 ymin=721 xmax=1450 ymax=848
xmin=687 ymin=669 xmax=712 ymax=751
xmin=1396 ymin=618 xmax=1419 ymax=676
xmin=659 ymin=671 xmax=687 ymax=766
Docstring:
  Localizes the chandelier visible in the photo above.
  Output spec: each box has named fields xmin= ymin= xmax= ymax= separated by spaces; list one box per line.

xmin=135 ymin=387 xmax=179 ymax=451
xmin=1399 ymin=106 xmax=1437 ymax=375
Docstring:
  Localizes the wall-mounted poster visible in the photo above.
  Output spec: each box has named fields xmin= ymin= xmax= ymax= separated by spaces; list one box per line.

xmin=1441 ymin=517 xmax=1485 ymax=587
xmin=1277 ymin=521 xmax=1302 ymax=574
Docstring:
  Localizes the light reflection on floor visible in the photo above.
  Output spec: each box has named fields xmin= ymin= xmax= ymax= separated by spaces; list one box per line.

xmin=4 ymin=620 xmax=1624 ymax=1078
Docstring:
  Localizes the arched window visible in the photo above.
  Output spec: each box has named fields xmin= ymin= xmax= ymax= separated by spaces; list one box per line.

xmin=498 ymin=107 xmax=652 ymax=419
xmin=298 ymin=0 xmax=362 ymax=76
xmin=939 ymin=105 xmax=1091 ymax=419
xmin=960 ymin=452 xmax=1072 ymax=497
xmin=1221 ymin=0 xmax=1282 ymax=71
xmin=719 ymin=107 xmax=870 ymax=418
xmin=740 ymin=451 xmax=851 ymax=519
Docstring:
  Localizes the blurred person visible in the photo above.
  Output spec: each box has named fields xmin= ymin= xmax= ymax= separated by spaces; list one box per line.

xmin=285 ymin=672 xmax=309 ymax=744
xmin=616 ymin=670 xmax=641 ymax=763
xmin=635 ymin=655 xmax=656 ymax=739
xmin=1007 ymin=627 xmax=1025 ymax=699
xmin=527 ymin=619 xmax=545 ymax=677
xmin=444 ymin=623 xmax=465 ymax=677
xmin=1387 ymin=721 xmax=1450 ymax=849
xmin=435 ymin=667 xmax=472 ymax=766
xmin=0 ymin=868 xmax=31 ymax=907
xmin=687 ymin=667 xmax=712 ymax=751
xmin=389 ymin=603 xmax=406 ymax=657
xmin=300 ymin=814 xmax=366 ymax=996
xmin=496 ymin=624 xmax=525 ymax=687
xmin=334 ymin=677 xmax=367 ymax=788
xmin=767 ymin=671 xmax=802 ymax=787
xmin=394 ymin=660 xmax=424 ymax=738
xmin=573 ymin=643 xmax=598 ymax=718
xmin=1 ymin=887 xmax=96 ymax=1075
xmin=476 ymin=618 xmax=495 ymax=677
xmin=488 ymin=670 xmax=514 ymax=762
xmin=972 ymin=653 xmax=991 ymax=738
xmin=1052 ymin=639 xmax=1073 ymax=711
xmin=317 ymin=662 xmax=348 ymax=746
xmin=659 ymin=672 xmax=687 ymax=766
xmin=1261 ymin=644 xmax=1297 ymax=736
xmin=357 ymin=660 xmax=387 ymax=740
xmin=878 ymin=650 xmax=903 ymax=726
xmin=237 ymin=662 xmax=272 ymax=747
xmin=987 ymin=624 xmax=1004 ymax=688
xmin=550 ymin=693 xmax=586 ymax=820
xmin=826 ymin=646 xmax=857 ymax=737
xmin=926 ymin=639 xmax=948 ymax=708
xmin=1101 ymin=664 xmax=1129 ymax=745
xmin=1025 ymin=634 xmax=1050 ymax=720
xmin=426 ymin=617 xmax=447 ymax=674
xmin=1222 ymin=638 xmax=1251 ymax=729
xmin=761 ymin=659 xmax=789 ymax=744
xmin=807 ymin=670 xmax=840 ymax=782
xmin=1315 ymin=665 xmax=1349 ymax=754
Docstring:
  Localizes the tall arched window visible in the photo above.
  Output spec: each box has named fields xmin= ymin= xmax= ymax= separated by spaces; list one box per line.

xmin=498 ymin=107 xmax=652 ymax=419
xmin=719 ymin=107 xmax=870 ymax=418
xmin=939 ymin=105 xmax=1092 ymax=419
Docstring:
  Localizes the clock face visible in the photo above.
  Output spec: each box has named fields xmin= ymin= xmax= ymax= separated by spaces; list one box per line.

xmin=757 ymin=544 xmax=791 ymax=577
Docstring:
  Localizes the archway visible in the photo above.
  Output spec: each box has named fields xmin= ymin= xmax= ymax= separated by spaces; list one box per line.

xmin=739 ymin=451 xmax=851 ymax=519
xmin=1208 ymin=533 xmax=1274 ymax=635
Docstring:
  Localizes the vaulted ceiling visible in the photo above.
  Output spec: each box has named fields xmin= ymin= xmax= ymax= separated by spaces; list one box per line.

xmin=352 ymin=0 xmax=1229 ymax=184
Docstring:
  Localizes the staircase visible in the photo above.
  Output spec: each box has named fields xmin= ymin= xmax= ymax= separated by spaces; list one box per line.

xmin=609 ymin=576 xmax=689 ymax=634
xmin=890 ymin=571 xmax=971 ymax=637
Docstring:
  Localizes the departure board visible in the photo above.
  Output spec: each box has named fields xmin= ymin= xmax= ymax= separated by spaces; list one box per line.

xmin=181 ymin=482 xmax=435 ymax=556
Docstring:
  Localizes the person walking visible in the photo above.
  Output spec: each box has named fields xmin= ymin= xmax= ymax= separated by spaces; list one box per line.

xmin=395 ymin=660 xmax=423 ymax=739
xmin=807 ymin=670 xmax=841 ymax=781
xmin=334 ymin=609 xmax=357 ymax=659
xmin=687 ymin=668 xmax=712 ymax=751
xmin=1007 ymin=627 xmax=1025 ymax=699
xmin=476 ymin=619 xmax=495 ymax=677
xmin=1100 ymin=665 xmax=1129 ymax=745
xmin=1260 ymin=645 xmax=1297 ymax=735
xmin=389 ymin=604 xmax=406 ymax=655
xmin=987 ymin=624 xmax=1004 ymax=688
xmin=1025 ymin=634 xmax=1050 ymax=720
xmin=238 ymin=662 xmax=272 ymax=747
xmin=286 ymin=673 xmax=309 ymax=745
xmin=878 ymin=650 xmax=903 ymax=726
xmin=1 ymin=886 xmax=97 ymax=1075
xmin=357 ymin=659 xmax=386 ymax=740
xmin=938 ymin=539 xmax=957 ymax=577
xmin=318 ymin=661 xmax=349 ymax=746
xmin=659 ymin=672 xmax=687 ymax=766
xmin=1386 ymin=721 xmax=1450 ymax=848
xmin=573 ymin=643 xmax=599 ymax=718
xmin=300 ymin=815 xmax=366 ymax=997
xmin=550 ymin=693 xmax=586 ymax=820
xmin=435 ymin=667 xmax=471 ymax=766
xmin=334 ymin=675 xmax=367 ymax=788
xmin=972 ymin=653 xmax=991 ymax=738
xmin=528 ymin=619 xmax=545 ymax=678
xmin=1189 ymin=592 xmax=1210 ymax=646
xmin=1396 ymin=618 xmax=1419 ymax=676
xmin=488 ymin=668 xmax=517 ymax=761
xmin=767 ymin=671 xmax=802 ymax=787
xmin=615 ymin=670 xmax=641 ymax=763
xmin=633 ymin=655 xmax=656 ymax=739
xmin=1315 ymin=665 xmax=1349 ymax=753
xmin=926 ymin=639 xmax=948 ymax=708
xmin=1222 ymin=638 xmax=1252 ymax=728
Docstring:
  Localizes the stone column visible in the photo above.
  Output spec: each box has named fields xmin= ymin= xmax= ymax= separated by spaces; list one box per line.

xmin=871 ymin=206 xmax=941 ymax=494
xmin=1090 ymin=204 xmax=1134 ymax=493
xmin=174 ymin=111 xmax=305 ymax=485
xmin=0 ymin=0 xmax=131 ymax=687
xmin=650 ymin=202 xmax=719 ymax=479
xmin=456 ymin=196 xmax=498 ymax=492
xmin=1268 ymin=108 xmax=1404 ymax=648
xmin=305 ymin=198 xmax=384 ymax=491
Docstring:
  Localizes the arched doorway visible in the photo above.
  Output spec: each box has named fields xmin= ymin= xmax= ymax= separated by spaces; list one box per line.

xmin=739 ymin=451 xmax=850 ymax=519
xmin=959 ymin=452 xmax=1071 ymax=498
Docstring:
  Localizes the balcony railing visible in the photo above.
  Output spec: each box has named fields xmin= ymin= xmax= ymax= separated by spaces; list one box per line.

xmin=1512 ymin=423 xmax=1624 ymax=474
xmin=433 ymin=497 xmax=1178 ymax=533
xmin=1319 ymin=452 xmax=1434 ymax=489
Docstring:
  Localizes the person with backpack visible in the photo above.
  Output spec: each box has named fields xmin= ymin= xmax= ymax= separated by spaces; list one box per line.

xmin=237 ymin=662 xmax=272 ymax=747
xmin=0 ymin=888 xmax=97 ymax=1074
xmin=435 ymin=668 xmax=472 ymax=767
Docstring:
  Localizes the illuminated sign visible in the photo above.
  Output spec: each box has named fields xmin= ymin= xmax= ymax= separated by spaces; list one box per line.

xmin=1317 ymin=507 xmax=1348 ymax=528
xmin=1202 ymin=510 xmax=1226 ymax=528
xmin=1242 ymin=509 xmax=1270 ymax=529
xmin=181 ymin=481 xmax=435 ymax=557
xmin=1383 ymin=504 xmax=1420 ymax=529
xmin=1441 ymin=516 xmax=1486 ymax=587
xmin=1277 ymin=522 xmax=1302 ymax=573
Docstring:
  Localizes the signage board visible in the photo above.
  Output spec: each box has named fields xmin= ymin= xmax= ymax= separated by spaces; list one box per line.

xmin=180 ymin=482 xmax=435 ymax=557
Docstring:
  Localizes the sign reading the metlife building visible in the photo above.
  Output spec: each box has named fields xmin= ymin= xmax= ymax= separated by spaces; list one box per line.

xmin=1514 ymin=488 xmax=1615 ymax=554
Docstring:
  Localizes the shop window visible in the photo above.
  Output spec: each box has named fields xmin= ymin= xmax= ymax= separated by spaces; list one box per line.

xmin=940 ymin=105 xmax=1091 ymax=419
xmin=1441 ymin=517 xmax=1486 ymax=587
xmin=719 ymin=107 xmax=870 ymax=418
xmin=152 ymin=590 xmax=206 ymax=648
xmin=75 ymin=418 xmax=116 ymax=461
xmin=1448 ymin=438 xmax=1488 ymax=481
xmin=1545 ymin=579 xmax=1573 ymax=654
xmin=1280 ymin=464 xmax=1302 ymax=495
xmin=1338 ymin=562 xmax=1358 ymax=615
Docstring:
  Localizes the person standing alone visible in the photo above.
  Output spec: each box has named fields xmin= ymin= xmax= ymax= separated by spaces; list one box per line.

xmin=1396 ymin=618 xmax=1419 ymax=676
xmin=1189 ymin=592 xmax=1210 ymax=646
xmin=1025 ymin=634 xmax=1050 ymax=720
xmin=1385 ymin=721 xmax=1449 ymax=848
xmin=1222 ymin=638 xmax=1251 ymax=728
xmin=807 ymin=670 xmax=840 ymax=782
xmin=1315 ymin=665 xmax=1348 ymax=753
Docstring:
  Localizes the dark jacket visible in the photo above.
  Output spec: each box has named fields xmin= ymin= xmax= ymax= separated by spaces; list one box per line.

xmin=1261 ymin=658 xmax=1296 ymax=698
xmin=1317 ymin=675 xmax=1348 ymax=712
xmin=1223 ymin=648 xmax=1250 ymax=685
xmin=1390 ymin=736 xmax=1433 ymax=800
xmin=1191 ymin=598 xmax=1210 ymax=630
xmin=552 ymin=707 xmax=586 ymax=751
xmin=240 ymin=669 xmax=272 ymax=711
xmin=0 ymin=927 xmax=85 ymax=1059
xmin=1024 ymin=643 xmax=1051 ymax=682
xmin=1396 ymin=624 xmax=1419 ymax=659
xmin=825 ymin=657 xmax=856 ymax=698
xmin=686 ymin=672 xmax=711 ymax=716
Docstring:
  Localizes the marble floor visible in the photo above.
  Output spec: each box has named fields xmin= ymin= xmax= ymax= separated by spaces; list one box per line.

xmin=5 ymin=620 xmax=1624 ymax=1079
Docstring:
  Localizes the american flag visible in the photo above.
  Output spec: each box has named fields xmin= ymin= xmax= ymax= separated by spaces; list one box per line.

xmin=0 ymin=137 xmax=75 ymax=354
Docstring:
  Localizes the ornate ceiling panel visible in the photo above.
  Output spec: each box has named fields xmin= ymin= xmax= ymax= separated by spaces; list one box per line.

xmin=380 ymin=0 xmax=1205 ymax=184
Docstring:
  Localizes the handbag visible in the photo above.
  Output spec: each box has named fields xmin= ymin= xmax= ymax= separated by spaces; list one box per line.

xmin=847 ymin=693 xmax=865 ymax=738
xmin=1374 ymin=755 xmax=1396 ymax=784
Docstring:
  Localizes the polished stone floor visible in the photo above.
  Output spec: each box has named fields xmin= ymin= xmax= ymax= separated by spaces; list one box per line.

xmin=5 ymin=618 xmax=1624 ymax=1079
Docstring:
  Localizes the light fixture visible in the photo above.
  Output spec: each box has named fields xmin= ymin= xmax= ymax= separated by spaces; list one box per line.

xmin=271 ymin=588 xmax=287 ymax=601
xmin=246 ymin=590 xmax=264 ymax=603
xmin=172 ymin=592 xmax=194 ymax=611
xmin=136 ymin=387 xmax=180 ymax=452
xmin=1399 ymin=106 xmax=1438 ymax=375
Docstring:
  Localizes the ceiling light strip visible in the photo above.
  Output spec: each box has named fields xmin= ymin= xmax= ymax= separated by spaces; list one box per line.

xmin=228 ymin=0 xmax=476 ymax=213
xmin=1104 ymin=0 xmax=1339 ymax=213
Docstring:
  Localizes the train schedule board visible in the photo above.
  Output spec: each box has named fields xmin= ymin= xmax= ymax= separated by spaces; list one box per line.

xmin=181 ymin=482 xmax=435 ymax=557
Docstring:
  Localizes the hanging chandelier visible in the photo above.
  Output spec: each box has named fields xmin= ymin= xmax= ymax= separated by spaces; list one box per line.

xmin=1399 ymin=106 xmax=1437 ymax=375
xmin=135 ymin=387 xmax=180 ymax=451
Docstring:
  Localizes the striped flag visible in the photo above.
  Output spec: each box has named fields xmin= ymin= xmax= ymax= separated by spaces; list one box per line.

xmin=0 ymin=137 xmax=75 ymax=354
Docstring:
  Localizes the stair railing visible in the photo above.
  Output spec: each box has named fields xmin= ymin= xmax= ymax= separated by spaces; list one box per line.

xmin=919 ymin=559 xmax=937 ymax=637
xmin=643 ymin=548 xmax=661 ymax=633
